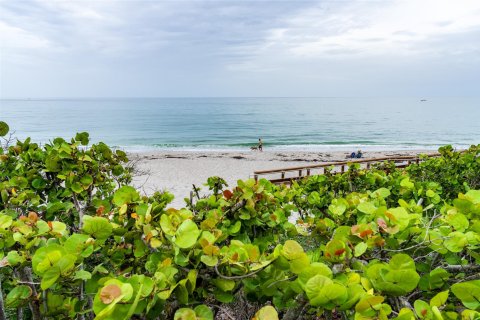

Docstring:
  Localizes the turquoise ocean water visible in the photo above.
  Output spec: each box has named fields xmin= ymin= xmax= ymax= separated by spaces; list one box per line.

xmin=1 ymin=97 xmax=479 ymax=151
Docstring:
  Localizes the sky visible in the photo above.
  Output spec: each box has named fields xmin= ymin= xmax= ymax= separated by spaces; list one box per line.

xmin=0 ymin=0 xmax=479 ymax=98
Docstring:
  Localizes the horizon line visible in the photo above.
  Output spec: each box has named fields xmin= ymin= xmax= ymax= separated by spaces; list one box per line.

xmin=1 ymin=95 xmax=477 ymax=100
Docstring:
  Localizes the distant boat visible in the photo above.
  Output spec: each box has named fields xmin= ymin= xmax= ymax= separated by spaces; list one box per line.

xmin=420 ymin=99 xmax=427 ymax=102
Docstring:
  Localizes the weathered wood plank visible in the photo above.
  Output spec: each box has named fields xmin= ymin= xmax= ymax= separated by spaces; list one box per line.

xmin=254 ymin=152 xmax=443 ymax=185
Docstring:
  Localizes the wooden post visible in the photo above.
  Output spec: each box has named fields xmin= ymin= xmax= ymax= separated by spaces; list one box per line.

xmin=306 ymin=169 xmax=311 ymax=176
xmin=254 ymin=174 xmax=258 ymax=182
xmin=341 ymin=165 xmax=345 ymax=173
xmin=281 ymin=171 xmax=285 ymax=179
xmin=367 ymin=163 xmax=370 ymax=169
xmin=298 ymin=170 xmax=302 ymax=177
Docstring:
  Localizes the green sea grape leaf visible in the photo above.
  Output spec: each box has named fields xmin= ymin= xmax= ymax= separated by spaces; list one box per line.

xmin=45 ymin=155 xmax=61 ymax=172
xmin=83 ymin=216 xmax=112 ymax=240
xmin=288 ymin=252 xmax=310 ymax=274
xmin=400 ymin=178 xmax=414 ymax=189
xmin=281 ymin=240 xmax=304 ymax=260
xmin=357 ymin=201 xmax=377 ymax=215
xmin=386 ymin=207 xmax=412 ymax=231
xmin=32 ymin=244 xmax=65 ymax=275
xmin=200 ymin=255 xmax=218 ymax=267
xmin=64 ymin=234 xmax=91 ymax=256
xmin=75 ymin=132 xmax=90 ymax=145
xmin=213 ymin=289 xmax=234 ymax=303
xmin=50 ymin=221 xmax=67 ymax=235
xmin=372 ymin=187 xmax=391 ymax=198
xmin=451 ymin=280 xmax=480 ymax=310
xmin=414 ymin=300 xmax=432 ymax=319
xmin=41 ymin=266 xmax=61 ymax=290
xmin=465 ymin=190 xmax=480 ymax=204
xmin=392 ymin=308 xmax=415 ymax=320
xmin=123 ymin=282 xmax=144 ymax=320
xmin=174 ymin=219 xmax=200 ymax=249
xmin=113 ymin=186 xmax=140 ymax=206
xmin=454 ymin=199 xmax=474 ymax=213
xmin=7 ymin=250 xmax=25 ymax=266
xmin=80 ymin=174 xmax=93 ymax=187
xmin=381 ymin=270 xmax=420 ymax=296
xmin=0 ymin=121 xmax=9 ymax=136
xmin=419 ymin=268 xmax=450 ymax=291
xmin=338 ymin=283 xmax=365 ymax=311
xmin=175 ymin=282 xmax=189 ymax=304
xmin=325 ymin=239 xmax=347 ymax=262
xmin=32 ymin=178 xmax=47 ymax=189
xmin=307 ymin=191 xmax=321 ymax=205
xmin=174 ymin=308 xmax=196 ymax=320
xmin=56 ymin=254 xmax=76 ymax=274
xmin=366 ymin=254 xmax=419 ymax=296
xmin=444 ymin=231 xmax=468 ymax=252
xmin=426 ymin=189 xmax=436 ymax=198
xmin=5 ymin=285 xmax=32 ymax=307
xmin=305 ymin=275 xmax=333 ymax=306
xmin=298 ymin=262 xmax=333 ymax=289
xmin=0 ymin=214 xmax=13 ymax=229
xmin=71 ymin=182 xmax=83 ymax=194
xmin=322 ymin=283 xmax=349 ymax=307
xmin=253 ymin=305 xmax=279 ymax=320
xmin=355 ymin=295 xmax=385 ymax=313
xmin=430 ymin=290 xmax=449 ymax=307
xmin=445 ymin=213 xmax=469 ymax=232
xmin=213 ymin=278 xmax=235 ymax=292
xmin=194 ymin=305 xmax=214 ymax=320
xmin=354 ymin=242 xmax=368 ymax=257
xmin=228 ymin=220 xmax=242 ymax=234
xmin=74 ymin=270 xmax=92 ymax=280
xmin=10 ymin=176 xmax=28 ymax=188
xmin=461 ymin=310 xmax=480 ymax=319
xmin=36 ymin=220 xmax=50 ymax=235
xmin=389 ymin=254 xmax=416 ymax=270
xmin=329 ymin=198 xmax=348 ymax=216
xmin=160 ymin=214 xmax=175 ymax=236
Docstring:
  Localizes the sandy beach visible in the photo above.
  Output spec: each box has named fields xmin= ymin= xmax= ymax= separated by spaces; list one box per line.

xmin=130 ymin=149 xmax=431 ymax=207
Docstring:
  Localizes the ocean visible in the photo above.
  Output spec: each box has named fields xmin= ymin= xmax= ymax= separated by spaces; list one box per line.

xmin=1 ymin=97 xmax=479 ymax=151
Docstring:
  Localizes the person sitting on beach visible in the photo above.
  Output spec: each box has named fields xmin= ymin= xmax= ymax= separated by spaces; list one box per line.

xmin=356 ymin=150 xmax=363 ymax=158
xmin=350 ymin=152 xmax=356 ymax=158
xmin=258 ymin=138 xmax=263 ymax=152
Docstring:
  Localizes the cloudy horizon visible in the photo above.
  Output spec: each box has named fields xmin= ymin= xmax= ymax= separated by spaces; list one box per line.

xmin=1 ymin=0 xmax=479 ymax=98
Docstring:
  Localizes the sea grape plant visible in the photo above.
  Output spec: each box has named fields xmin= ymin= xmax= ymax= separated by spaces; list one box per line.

xmin=1 ymin=124 xmax=480 ymax=319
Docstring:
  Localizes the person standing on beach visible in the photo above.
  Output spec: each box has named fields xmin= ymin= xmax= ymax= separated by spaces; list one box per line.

xmin=258 ymin=138 xmax=263 ymax=152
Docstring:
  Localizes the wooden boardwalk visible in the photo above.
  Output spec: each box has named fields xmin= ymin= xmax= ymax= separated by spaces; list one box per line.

xmin=253 ymin=153 xmax=440 ymax=185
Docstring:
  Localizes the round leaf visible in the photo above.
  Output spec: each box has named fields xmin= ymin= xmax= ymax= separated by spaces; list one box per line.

xmin=113 ymin=186 xmax=140 ymax=206
xmin=174 ymin=219 xmax=201 ymax=249
xmin=253 ymin=305 xmax=279 ymax=320
xmin=83 ymin=216 xmax=113 ymax=240
xmin=0 ymin=121 xmax=9 ymax=136
xmin=5 ymin=285 xmax=32 ymax=307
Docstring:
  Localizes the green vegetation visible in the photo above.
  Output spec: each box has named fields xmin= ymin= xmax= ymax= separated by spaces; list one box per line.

xmin=1 ymin=123 xmax=480 ymax=319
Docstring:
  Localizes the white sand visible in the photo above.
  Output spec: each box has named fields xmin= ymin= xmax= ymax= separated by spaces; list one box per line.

xmin=130 ymin=149 xmax=430 ymax=208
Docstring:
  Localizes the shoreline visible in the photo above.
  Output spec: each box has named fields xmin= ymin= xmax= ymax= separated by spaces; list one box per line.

xmin=130 ymin=149 xmax=433 ymax=207
xmin=119 ymin=144 xmax=452 ymax=153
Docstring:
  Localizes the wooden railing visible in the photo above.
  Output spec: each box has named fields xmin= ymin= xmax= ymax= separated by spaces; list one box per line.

xmin=253 ymin=153 xmax=440 ymax=185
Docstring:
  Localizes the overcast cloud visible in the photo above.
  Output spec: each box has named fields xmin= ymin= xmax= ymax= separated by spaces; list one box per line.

xmin=1 ymin=0 xmax=479 ymax=97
